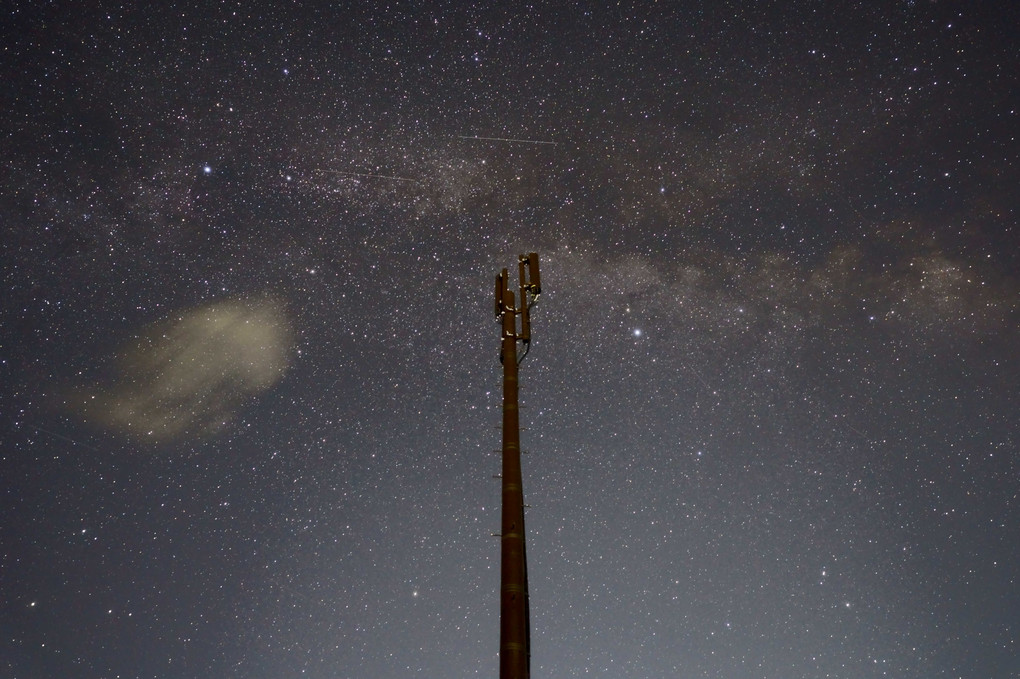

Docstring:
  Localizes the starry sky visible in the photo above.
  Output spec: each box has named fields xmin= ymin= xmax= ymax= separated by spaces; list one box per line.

xmin=2 ymin=2 xmax=1018 ymax=677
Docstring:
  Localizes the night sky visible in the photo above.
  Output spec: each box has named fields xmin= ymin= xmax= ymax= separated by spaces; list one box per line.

xmin=2 ymin=2 xmax=1018 ymax=678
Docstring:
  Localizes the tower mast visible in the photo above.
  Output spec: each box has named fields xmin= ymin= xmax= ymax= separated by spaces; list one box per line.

xmin=494 ymin=253 xmax=541 ymax=679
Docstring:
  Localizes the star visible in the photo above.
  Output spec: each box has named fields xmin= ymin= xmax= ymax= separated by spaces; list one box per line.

xmin=2 ymin=3 xmax=1015 ymax=678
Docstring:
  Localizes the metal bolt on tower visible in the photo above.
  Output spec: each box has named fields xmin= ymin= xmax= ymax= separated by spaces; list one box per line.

xmin=494 ymin=253 xmax=541 ymax=679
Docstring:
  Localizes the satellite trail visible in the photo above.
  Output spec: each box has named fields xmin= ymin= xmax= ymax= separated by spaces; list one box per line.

xmin=457 ymin=135 xmax=557 ymax=145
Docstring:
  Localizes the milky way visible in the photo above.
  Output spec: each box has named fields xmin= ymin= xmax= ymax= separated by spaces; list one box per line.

xmin=3 ymin=3 xmax=1017 ymax=678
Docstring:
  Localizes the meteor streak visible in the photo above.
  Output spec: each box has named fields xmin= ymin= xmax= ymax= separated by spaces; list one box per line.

xmin=316 ymin=169 xmax=420 ymax=183
xmin=27 ymin=423 xmax=102 ymax=453
xmin=457 ymin=135 xmax=557 ymax=145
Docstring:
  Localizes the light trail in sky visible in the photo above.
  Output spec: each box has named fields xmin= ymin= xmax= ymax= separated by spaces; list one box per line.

xmin=316 ymin=169 xmax=421 ymax=183
xmin=457 ymin=135 xmax=557 ymax=145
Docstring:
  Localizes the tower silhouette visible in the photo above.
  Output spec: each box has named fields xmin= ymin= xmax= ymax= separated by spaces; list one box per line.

xmin=494 ymin=253 xmax=540 ymax=679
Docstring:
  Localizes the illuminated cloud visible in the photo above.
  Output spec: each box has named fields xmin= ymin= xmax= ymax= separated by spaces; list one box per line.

xmin=78 ymin=296 xmax=292 ymax=442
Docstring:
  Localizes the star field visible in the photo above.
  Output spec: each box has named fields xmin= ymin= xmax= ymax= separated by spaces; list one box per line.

xmin=2 ymin=2 xmax=1018 ymax=678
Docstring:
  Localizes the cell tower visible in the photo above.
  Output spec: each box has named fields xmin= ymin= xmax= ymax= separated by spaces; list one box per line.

xmin=494 ymin=253 xmax=541 ymax=679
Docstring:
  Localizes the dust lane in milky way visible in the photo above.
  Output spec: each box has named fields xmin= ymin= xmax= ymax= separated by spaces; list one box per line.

xmin=2 ymin=2 xmax=1017 ymax=678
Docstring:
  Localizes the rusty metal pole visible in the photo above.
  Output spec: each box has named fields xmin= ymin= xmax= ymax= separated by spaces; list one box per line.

xmin=495 ymin=255 xmax=540 ymax=679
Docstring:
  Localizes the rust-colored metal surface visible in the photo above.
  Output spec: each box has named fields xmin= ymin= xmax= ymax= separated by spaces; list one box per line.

xmin=494 ymin=254 xmax=540 ymax=679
